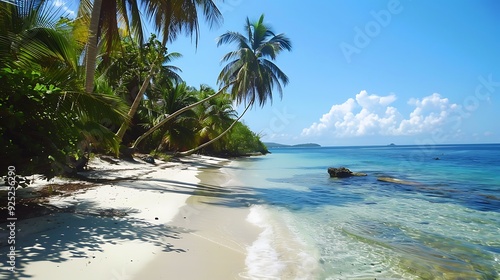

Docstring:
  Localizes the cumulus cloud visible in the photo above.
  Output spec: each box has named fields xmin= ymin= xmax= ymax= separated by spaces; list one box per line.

xmin=301 ymin=91 xmax=461 ymax=138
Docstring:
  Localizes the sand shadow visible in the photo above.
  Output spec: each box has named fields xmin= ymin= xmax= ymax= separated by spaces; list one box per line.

xmin=0 ymin=200 xmax=187 ymax=278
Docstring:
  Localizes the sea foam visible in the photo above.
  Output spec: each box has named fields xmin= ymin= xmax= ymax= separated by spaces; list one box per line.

xmin=243 ymin=205 xmax=285 ymax=279
xmin=243 ymin=205 xmax=320 ymax=280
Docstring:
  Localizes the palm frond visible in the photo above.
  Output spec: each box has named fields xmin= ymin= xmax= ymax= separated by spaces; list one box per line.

xmin=58 ymin=90 xmax=130 ymax=125
xmin=196 ymin=0 xmax=223 ymax=28
xmin=78 ymin=120 xmax=121 ymax=154
xmin=267 ymin=33 xmax=292 ymax=52
xmin=117 ymin=0 xmax=144 ymax=44
xmin=261 ymin=58 xmax=289 ymax=86
xmin=2 ymin=0 xmax=79 ymax=70
xmin=216 ymin=31 xmax=250 ymax=49
xmin=143 ymin=0 xmax=221 ymax=47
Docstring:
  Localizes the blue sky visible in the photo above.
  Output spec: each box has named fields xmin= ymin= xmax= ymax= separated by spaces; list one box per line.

xmin=168 ymin=0 xmax=500 ymax=146
xmin=59 ymin=0 xmax=500 ymax=146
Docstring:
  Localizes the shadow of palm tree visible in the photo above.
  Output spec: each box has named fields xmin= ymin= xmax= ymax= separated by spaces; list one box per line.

xmin=0 ymin=200 xmax=188 ymax=278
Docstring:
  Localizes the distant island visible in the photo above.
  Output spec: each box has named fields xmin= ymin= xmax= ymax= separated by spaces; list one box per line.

xmin=264 ymin=142 xmax=321 ymax=148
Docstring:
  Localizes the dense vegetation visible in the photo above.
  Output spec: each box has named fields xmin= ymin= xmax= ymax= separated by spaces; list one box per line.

xmin=0 ymin=0 xmax=290 ymax=181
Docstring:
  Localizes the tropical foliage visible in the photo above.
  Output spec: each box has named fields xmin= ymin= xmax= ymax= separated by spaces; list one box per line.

xmin=1 ymin=0 xmax=288 ymax=183
xmin=0 ymin=0 xmax=128 ymax=179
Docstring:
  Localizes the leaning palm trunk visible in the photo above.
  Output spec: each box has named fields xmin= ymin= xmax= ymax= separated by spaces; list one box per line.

xmin=115 ymin=57 xmax=162 ymax=141
xmin=179 ymin=100 xmax=253 ymax=156
xmin=131 ymin=83 xmax=233 ymax=149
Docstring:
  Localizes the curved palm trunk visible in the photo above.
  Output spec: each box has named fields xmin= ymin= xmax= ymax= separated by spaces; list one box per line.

xmin=84 ymin=0 xmax=102 ymax=94
xmin=131 ymin=82 xmax=233 ymax=149
xmin=115 ymin=58 xmax=160 ymax=141
xmin=178 ymin=100 xmax=253 ymax=156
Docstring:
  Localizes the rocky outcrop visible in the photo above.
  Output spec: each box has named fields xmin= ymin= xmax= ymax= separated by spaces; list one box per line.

xmin=328 ymin=167 xmax=367 ymax=178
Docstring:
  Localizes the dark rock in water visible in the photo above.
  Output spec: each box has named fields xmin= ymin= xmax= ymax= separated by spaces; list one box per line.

xmin=434 ymin=157 xmax=440 ymax=160
xmin=142 ymin=156 xmax=155 ymax=164
xmin=328 ymin=167 xmax=367 ymax=178
xmin=328 ymin=167 xmax=352 ymax=178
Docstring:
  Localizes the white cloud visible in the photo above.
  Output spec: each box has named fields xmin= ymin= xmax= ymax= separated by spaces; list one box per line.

xmin=356 ymin=90 xmax=396 ymax=108
xmin=301 ymin=91 xmax=461 ymax=138
xmin=52 ymin=0 xmax=75 ymax=16
xmin=395 ymin=93 xmax=459 ymax=135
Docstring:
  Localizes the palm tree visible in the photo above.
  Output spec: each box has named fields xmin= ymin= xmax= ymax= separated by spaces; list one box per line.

xmin=130 ymin=82 xmax=232 ymax=149
xmin=217 ymin=14 xmax=292 ymax=106
xmin=156 ymin=83 xmax=199 ymax=151
xmin=192 ymin=87 xmax=237 ymax=152
xmin=179 ymin=14 xmax=291 ymax=155
xmin=80 ymin=0 xmax=142 ymax=94
xmin=112 ymin=35 xmax=183 ymax=142
xmin=179 ymin=96 xmax=251 ymax=155
xmin=138 ymin=82 xmax=199 ymax=151
xmin=0 ymin=0 xmax=128 ymax=177
xmin=80 ymin=0 xmax=222 ymax=142
xmin=79 ymin=0 xmax=223 ymax=145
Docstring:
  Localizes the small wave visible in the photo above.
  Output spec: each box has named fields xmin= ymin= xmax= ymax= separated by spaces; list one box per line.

xmin=243 ymin=205 xmax=320 ymax=280
xmin=243 ymin=205 xmax=285 ymax=279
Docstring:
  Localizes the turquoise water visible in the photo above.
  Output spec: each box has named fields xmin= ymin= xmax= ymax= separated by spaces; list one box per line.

xmin=226 ymin=144 xmax=500 ymax=279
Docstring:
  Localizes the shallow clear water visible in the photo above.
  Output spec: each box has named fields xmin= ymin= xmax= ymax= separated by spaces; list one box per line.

xmin=227 ymin=144 xmax=500 ymax=279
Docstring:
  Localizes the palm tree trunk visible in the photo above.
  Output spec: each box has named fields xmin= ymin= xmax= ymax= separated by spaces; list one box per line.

xmin=131 ymin=83 xmax=233 ymax=149
xmin=178 ymin=100 xmax=253 ymax=156
xmin=84 ymin=0 xmax=102 ymax=94
xmin=115 ymin=58 xmax=160 ymax=142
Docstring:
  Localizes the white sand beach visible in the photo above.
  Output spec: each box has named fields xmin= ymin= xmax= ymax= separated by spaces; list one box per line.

xmin=0 ymin=155 xmax=260 ymax=280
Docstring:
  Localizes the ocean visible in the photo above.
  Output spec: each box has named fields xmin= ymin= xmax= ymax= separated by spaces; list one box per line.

xmin=224 ymin=144 xmax=500 ymax=279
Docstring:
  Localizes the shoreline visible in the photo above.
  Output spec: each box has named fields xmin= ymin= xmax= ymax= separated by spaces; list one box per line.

xmin=0 ymin=154 xmax=260 ymax=279
xmin=134 ymin=157 xmax=262 ymax=280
